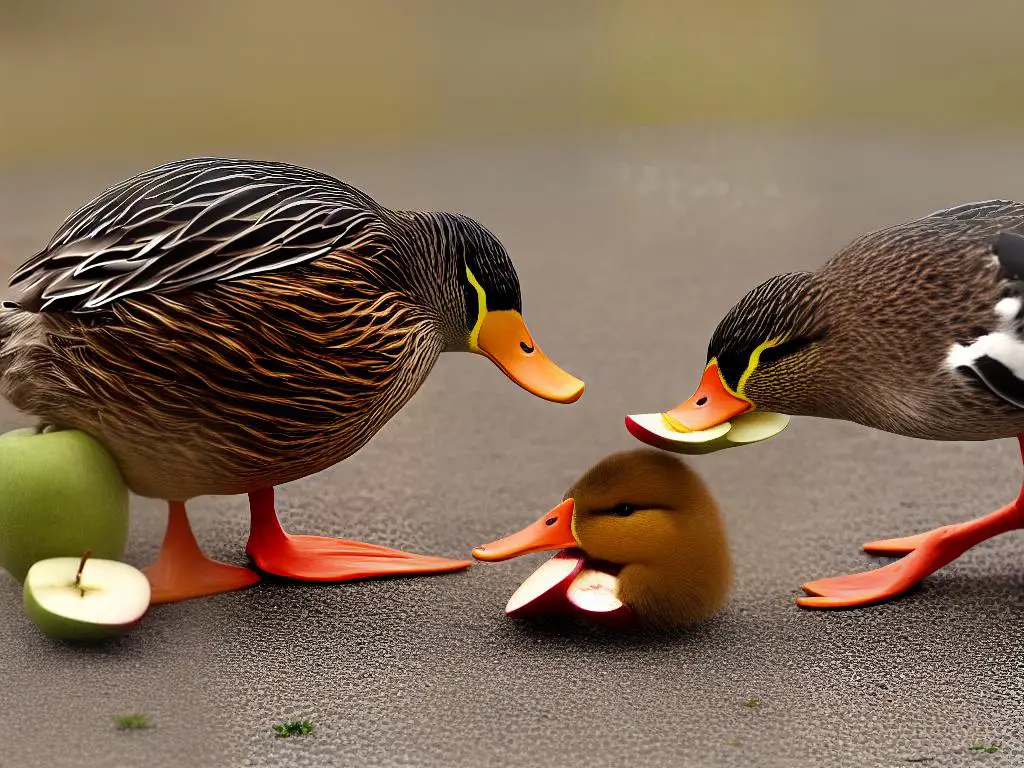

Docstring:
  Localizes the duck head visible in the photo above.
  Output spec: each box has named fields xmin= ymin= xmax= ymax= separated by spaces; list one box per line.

xmin=628 ymin=272 xmax=827 ymax=452
xmin=473 ymin=449 xmax=732 ymax=630
xmin=401 ymin=211 xmax=584 ymax=404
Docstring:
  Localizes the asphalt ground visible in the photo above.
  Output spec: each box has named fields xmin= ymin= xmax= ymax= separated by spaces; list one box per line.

xmin=1 ymin=127 xmax=1022 ymax=767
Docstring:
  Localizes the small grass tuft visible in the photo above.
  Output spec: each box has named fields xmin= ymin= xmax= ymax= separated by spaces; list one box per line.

xmin=742 ymin=698 xmax=760 ymax=708
xmin=969 ymin=744 xmax=999 ymax=754
xmin=113 ymin=714 xmax=151 ymax=731
xmin=273 ymin=719 xmax=314 ymax=739
xmin=725 ymin=737 xmax=741 ymax=746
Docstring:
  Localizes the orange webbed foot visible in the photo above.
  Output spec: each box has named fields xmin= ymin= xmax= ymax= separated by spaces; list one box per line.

xmin=798 ymin=505 xmax=1024 ymax=609
xmin=861 ymin=529 xmax=939 ymax=556
xmin=245 ymin=488 xmax=470 ymax=582
xmin=146 ymin=501 xmax=260 ymax=604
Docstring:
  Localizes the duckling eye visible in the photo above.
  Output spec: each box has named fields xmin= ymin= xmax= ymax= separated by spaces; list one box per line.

xmin=611 ymin=504 xmax=636 ymax=517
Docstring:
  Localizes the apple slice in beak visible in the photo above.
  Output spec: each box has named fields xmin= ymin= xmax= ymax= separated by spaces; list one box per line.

xmin=475 ymin=311 xmax=585 ymax=404
xmin=472 ymin=498 xmax=577 ymax=561
xmin=625 ymin=411 xmax=790 ymax=455
xmin=625 ymin=361 xmax=789 ymax=454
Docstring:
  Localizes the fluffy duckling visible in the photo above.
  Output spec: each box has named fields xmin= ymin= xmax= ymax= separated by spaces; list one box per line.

xmin=473 ymin=449 xmax=731 ymax=629
xmin=637 ymin=200 xmax=1024 ymax=608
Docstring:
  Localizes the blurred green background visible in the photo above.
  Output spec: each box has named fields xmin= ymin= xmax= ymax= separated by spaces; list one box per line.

xmin=3 ymin=0 xmax=1024 ymax=170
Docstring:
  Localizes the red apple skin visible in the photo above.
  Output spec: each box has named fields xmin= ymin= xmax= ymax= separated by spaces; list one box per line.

xmin=570 ymin=601 xmax=636 ymax=630
xmin=505 ymin=550 xmax=584 ymax=620
xmin=623 ymin=414 xmax=723 ymax=455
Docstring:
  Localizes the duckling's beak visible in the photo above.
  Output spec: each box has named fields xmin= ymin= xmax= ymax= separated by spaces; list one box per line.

xmin=475 ymin=311 xmax=585 ymax=404
xmin=472 ymin=498 xmax=577 ymax=561
xmin=663 ymin=360 xmax=751 ymax=432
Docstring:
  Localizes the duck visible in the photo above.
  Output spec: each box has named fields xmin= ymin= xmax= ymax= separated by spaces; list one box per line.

xmin=0 ymin=157 xmax=584 ymax=604
xmin=472 ymin=448 xmax=732 ymax=629
xmin=630 ymin=199 xmax=1024 ymax=609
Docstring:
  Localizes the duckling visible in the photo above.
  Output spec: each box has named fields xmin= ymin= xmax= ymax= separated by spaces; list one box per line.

xmin=0 ymin=157 xmax=584 ymax=603
xmin=637 ymin=199 xmax=1024 ymax=609
xmin=473 ymin=449 xmax=732 ymax=629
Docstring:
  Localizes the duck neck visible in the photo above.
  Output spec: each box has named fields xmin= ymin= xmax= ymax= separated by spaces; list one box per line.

xmin=384 ymin=209 xmax=470 ymax=350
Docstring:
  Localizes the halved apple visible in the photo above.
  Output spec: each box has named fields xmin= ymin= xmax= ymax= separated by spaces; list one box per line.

xmin=502 ymin=551 xmax=637 ymax=629
xmin=504 ymin=550 xmax=583 ymax=619
xmin=566 ymin=567 xmax=635 ymax=629
xmin=624 ymin=411 xmax=789 ymax=454
xmin=23 ymin=555 xmax=151 ymax=642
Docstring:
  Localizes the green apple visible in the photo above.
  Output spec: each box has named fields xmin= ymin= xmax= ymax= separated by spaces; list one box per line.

xmin=24 ymin=554 xmax=150 ymax=641
xmin=0 ymin=427 xmax=130 ymax=581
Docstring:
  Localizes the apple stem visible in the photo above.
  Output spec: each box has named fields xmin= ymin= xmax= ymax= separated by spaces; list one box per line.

xmin=75 ymin=549 xmax=91 ymax=595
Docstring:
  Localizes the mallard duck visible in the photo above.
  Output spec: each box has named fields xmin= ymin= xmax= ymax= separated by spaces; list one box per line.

xmin=631 ymin=200 xmax=1024 ymax=609
xmin=472 ymin=449 xmax=731 ymax=629
xmin=0 ymin=157 xmax=584 ymax=604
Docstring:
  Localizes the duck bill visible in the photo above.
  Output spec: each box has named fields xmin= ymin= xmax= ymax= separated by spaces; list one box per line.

xmin=663 ymin=361 xmax=752 ymax=432
xmin=472 ymin=499 xmax=577 ymax=562
xmin=475 ymin=310 xmax=585 ymax=404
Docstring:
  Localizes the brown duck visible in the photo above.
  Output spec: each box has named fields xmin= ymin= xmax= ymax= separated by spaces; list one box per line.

xmin=0 ymin=157 xmax=584 ymax=603
xmin=630 ymin=200 xmax=1024 ymax=608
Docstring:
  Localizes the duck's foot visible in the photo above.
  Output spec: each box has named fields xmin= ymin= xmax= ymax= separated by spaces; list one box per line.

xmin=245 ymin=487 xmax=471 ymax=581
xmin=861 ymin=530 xmax=933 ymax=555
xmin=145 ymin=501 xmax=261 ymax=604
xmin=798 ymin=499 xmax=1024 ymax=609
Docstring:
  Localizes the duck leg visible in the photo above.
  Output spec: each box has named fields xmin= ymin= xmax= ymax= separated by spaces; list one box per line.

xmin=798 ymin=435 xmax=1024 ymax=609
xmin=145 ymin=501 xmax=261 ymax=604
xmin=244 ymin=487 xmax=471 ymax=581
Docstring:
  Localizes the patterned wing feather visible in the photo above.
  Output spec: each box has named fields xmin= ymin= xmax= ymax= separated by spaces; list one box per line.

xmin=8 ymin=158 xmax=389 ymax=313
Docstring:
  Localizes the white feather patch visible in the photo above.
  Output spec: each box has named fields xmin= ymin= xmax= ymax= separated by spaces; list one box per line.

xmin=995 ymin=297 xmax=1022 ymax=321
xmin=947 ymin=297 xmax=1024 ymax=377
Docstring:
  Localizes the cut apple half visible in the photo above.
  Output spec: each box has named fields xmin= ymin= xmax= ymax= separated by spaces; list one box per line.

xmin=567 ymin=567 xmax=636 ymax=628
xmin=504 ymin=550 xmax=583 ymax=619
xmin=23 ymin=556 xmax=151 ymax=642
xmin=624 ymin=410 xmax=789 ymax=454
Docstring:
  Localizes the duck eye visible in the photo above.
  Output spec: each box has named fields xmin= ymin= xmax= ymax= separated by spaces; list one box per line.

xmin=612 ymin=504 xmax=636 ymax=517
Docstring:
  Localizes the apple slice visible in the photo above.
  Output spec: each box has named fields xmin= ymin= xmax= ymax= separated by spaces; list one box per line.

xmin=504 ymin=550 xmax=583 ymax=619
xmin=624 ymin=410 xmax=789 ymax=454
xmin=23 ymin=554 xmax=151 ymax=642
xmin=566 ymin=568 xmax=636 ymax=629
xmin=721 ymin=411 xmax=790 ymax=444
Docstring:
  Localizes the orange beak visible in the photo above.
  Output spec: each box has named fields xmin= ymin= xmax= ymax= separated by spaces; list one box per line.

xmin=662 ymin=360 xmax=752 ymax=432
xmin=472 ymin=499 xmax=577 ymax=561
xmin=475 ymin=311 xmax=585 ymax=404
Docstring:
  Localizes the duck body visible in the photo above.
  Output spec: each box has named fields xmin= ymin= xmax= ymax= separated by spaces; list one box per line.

xmin=474 ymin=449 xmax=732 ymax=630
xmin=2 ymin=239 xmax=447 ymax=501
xmin=0 ymin=157 xmax=584 ymax=602
xmin=750 ymin=200 xmax=1024 ymax=441
xmin=638 ymin=199 xmax=1024 ymax=610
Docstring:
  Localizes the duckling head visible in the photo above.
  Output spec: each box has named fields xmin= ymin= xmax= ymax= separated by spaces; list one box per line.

xmin=473 ymin=449 xmax=732 ymax=629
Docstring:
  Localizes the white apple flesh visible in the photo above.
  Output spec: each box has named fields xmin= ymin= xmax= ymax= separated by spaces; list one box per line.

xmin=504 ymin=550 xmax=583 ymax=619
xmin=566 ymin=568 xmax=635 ymax=629
xmin=624 ymin=411 xmax=789 ymax=455
xmin=23 ymin=556 xmax=151 ymax=641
